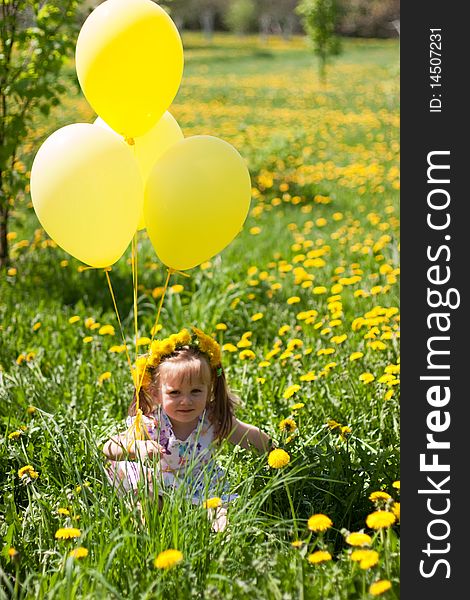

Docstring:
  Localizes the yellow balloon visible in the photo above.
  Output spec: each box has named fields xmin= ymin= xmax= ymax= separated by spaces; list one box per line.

xmin=30 ymin=123 xmax=143 ymax=268
xmin=94 ymin=112 xmax=184 ymax=230
xmin=144 ymin=136 xmax=252 ymax=270
xmin=76 ymin=0 xmax=184 ymax=138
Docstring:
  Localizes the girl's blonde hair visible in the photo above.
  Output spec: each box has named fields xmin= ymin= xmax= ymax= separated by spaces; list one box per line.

xmin=127 ymin=346 xmax=240 ymax=442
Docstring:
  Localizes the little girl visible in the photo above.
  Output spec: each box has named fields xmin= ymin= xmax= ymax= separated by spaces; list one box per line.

xmin=103 ymin=327 xmax=272 ymax=531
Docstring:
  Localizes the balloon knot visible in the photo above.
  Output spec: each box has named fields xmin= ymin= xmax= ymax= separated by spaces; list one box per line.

xmin=125 ymin=137 xmax=135 ymax=146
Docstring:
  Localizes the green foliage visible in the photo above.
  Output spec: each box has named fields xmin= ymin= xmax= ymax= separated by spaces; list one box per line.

xmin=0 ymin=0 xmax=80 ymax=267
xmin=296 ymin=0 xmax=342 ymax=80
xmin=224 ymin=0 xmax=256 ymax=35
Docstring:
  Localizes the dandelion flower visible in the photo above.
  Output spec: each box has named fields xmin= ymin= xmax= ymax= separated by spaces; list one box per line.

xmin=370 ymin=580 xmax=392 ymax=596
xmin=98 ymin=325 xmax=115 ymax=336
xmin=279 ymin=418 xmax=296 ymax=433
xmin=8 ymin=431 xmax=22 ymax=440
xmin=349 ymin=352 xmax=364 ymax=361
xmin=18 ymin=465 xmax=38 ymax=479
xmin=307 ymin=514 xmax=333 ymax=532
xmin=8 ymin=547 xmax=18 ymax=558
xmin=202 ymin=497 xmax=222 ymax=509
xmin=216 ymin=323 xmax=227 ymax=331
xmin=32 ymin=322 xmax=42 ymax=331
xmin=291 ymin=540 xmax=304 ymax=548
xmin=359 ymin=373 xmax=375 ymax=384
xmin=222 ymin=343 xmax=237 ymax=352
xmin=154 ymin=549 xmax=183 ymax=569
xmin=369 ymin=491 xmax=392 ymax=502
xmin=392 ymin=502 xmax=400 ymax=521
xmin=69 ymin=316 xmax=80 ymax=324
xmin=83 ymin=336 xmax=93 ymax=343
xmin=366 ymin=511 xmax=396 ymax=529
xmin=351 ymin=549 xmax=379 ymax=569
xmin=300 ymin=371 xmax=316 ymax=382
xmin=268 ymin=448 xmax=290 ymax=468
xmin=55 ymin=528 xmax=81 ymax=540
xmin=69 ymin=547 xmax=88 ymax=559
xmin=345 ymin=532 xmax=372 ymax=547
xmin=98 ymin=372 xmax=112 ymax=384
xmin=291 ymin=403 xmax=305 ymax=411
xmin=251 ymin=312 xmax=264 ymax=321
xmin=27 ymin=406 xmax=36 ymax=415
xmin=239 ymin=350 xmax=256 ymax=360
xmin=308 ymin=550 xmax=332 ymax=564
xmin=58 ymin=508 xmax=70 ymax=516
xmin=283 ymin=384 xmax=301 ymax=399
xmin=392 ymin=480 xmax=400 ymax=490
xmin=287 ymin=296 xmax=301 ymax=305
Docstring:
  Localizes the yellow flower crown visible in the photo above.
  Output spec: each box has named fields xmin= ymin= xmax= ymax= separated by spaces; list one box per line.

xmin=132 ymin=327 xmax=222 ymax=390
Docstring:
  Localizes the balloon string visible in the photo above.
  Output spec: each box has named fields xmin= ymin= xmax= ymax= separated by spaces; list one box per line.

xmin=131 ymin=233 xmax=139 ymax=363
xmin=127 ymin=267 xmax=174 ymax=449
xmin=104 ymin=268 xmax=133 ymax=380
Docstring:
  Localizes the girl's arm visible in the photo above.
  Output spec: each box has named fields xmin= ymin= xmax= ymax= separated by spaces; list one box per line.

xmin=102 ymin=434 xmax=162 ymax=461
xmin=226 ymin=418 xmax=274 ymax=453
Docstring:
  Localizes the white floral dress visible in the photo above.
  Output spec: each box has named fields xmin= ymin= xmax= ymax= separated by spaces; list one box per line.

xmin=106 ymin=408 xmax=238 ymax=505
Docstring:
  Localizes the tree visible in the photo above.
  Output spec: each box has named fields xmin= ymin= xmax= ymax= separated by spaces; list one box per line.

xmin=0 ymin=0 xmax=79 ymax=268
xmin=296 ymin=0 xmax=342 ymax=81
xmin=224 ymin=0 xmax=256 ymax=35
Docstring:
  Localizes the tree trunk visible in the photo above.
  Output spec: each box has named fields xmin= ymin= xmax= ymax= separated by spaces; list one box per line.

xmin=259 ymin=14 xmax=271 ymax=43
xmin=200 ymin=10 xmax=214 ymax=42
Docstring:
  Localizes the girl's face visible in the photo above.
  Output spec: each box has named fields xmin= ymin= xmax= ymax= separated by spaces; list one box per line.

xmin=155 ymin=359 xmax=211 ymax=428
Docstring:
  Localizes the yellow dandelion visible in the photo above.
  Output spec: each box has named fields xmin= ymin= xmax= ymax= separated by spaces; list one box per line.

xmin=392 ymin=502 xmax=400 ymax=521
xmin=58 ymin=508 xmax=70 ymax=516
xmin=370 ymin=580 xmax=392 ymax=596
xmin=308 ymin=550 xmax=332 ymax=564
xmin=283 ymin=384 xmax=301 ymax=399
xmin=18 ymin=465 xmax=38 ymax=479
xmin=359 ymin=372 xmax=375 ymax=384
xmin=98 ymin=325 xmax=115 ymax=336
xmin=278 ymin=325 xmax=291 ymax=335
xmin=8 ymin=547 xmax=18 ymax=558
xmin=83 ymin=336 xmax=93 ymax=343
xmin=27 ymin=405 xmax=36 ymax=414
xmin=55 ymin=528 xmax=81 ymax=540
xmin=345 ymin=532 xmax=372 ymax=547
xmin=351 ymin=549 xmax=379 ymax=569
xmin=331 ymin=334 xmax=347 ymax=344
xmin=366 ymin=511 xmax=396 ymax=529
xmin=7 ymin=267 xmax=17 ymax=276
xmin=279 ymin=418 xmax=296 ymax=433
xmin=251 ymin=312 xmax=264 ymax=321
xmin=215 ymin=323 xmax=227 ymax=330
xmin=317 ymin=348 xmax=335 ymax=356
xmin=202 ymin=497 xmax=222 ymax=509
xmin=259 ymin=361 xmax=271 ymax=368
xmin=313 ymin=286 xmax=327 ymax=294
xmin=287 ymin=296 xmax=301 ymax=305
xmin=392 ymin=480 xmax=400 ymax=490
xmin=69 ymin=547 xmax=88 ymax=559
xmin=109 ymin=345 xmax=126 ymax=353
xmin=291 ymin=403 xmax=305 ymax=411
xmin=8 ymin=431 xmax=22 ymax=440
xmin=170 ymin=284 xmax=184 ymax=293
xmin=369 ymin=491 xmax=392 ymax=502
xmin=291 ymin=540 xmax=304 ymax=548
xmin=222 ymin=343 xmax=238 ymax=353
xmin=98 ymin=371 xmax=112 ymax=384
xmin=239 ymin=350 xmax=256 ymax=360
xmin=300 ymin=372 xmax=316 ymax=382
xmin=32 ymin=322 xmax=42 ymax=331
xmin=307 ymin=514 xmax=333 ymax=532
xmin=68 ymin=316 xmax=80 ymax=324
xmin=250 ymin=226 xmax=261 ymax=235
xmin=154 ymin=549 xmax=183 ymax=569
xmin=268 ymin=448 xmax=290 ymax=468
xmin=256 ymin=377 xmax=266 ymax=384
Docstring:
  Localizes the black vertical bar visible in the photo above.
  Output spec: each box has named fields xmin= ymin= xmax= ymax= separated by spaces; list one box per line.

xmin=401 ymin=3 xmax=468 ymax=597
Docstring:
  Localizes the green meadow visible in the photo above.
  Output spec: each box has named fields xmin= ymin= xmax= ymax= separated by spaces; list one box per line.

xmin=1 ymin=34 xmax=400 ymax=599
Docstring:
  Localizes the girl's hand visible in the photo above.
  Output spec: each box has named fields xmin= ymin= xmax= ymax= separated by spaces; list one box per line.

xmin=134 ymin=440 xmax=164 ymax=460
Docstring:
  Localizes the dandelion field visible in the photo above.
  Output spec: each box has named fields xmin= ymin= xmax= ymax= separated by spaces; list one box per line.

xmin=1 ymin=34 xmax=400 ymax=599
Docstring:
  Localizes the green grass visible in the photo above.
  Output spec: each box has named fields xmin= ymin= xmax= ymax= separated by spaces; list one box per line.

xmin=1 ymin=34 xmax=399 ymax=599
